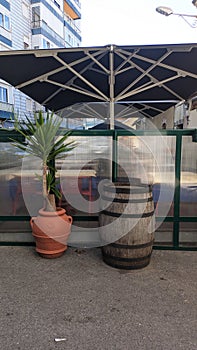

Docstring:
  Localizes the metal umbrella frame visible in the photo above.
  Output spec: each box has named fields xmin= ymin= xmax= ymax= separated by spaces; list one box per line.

xmin=0 ymin=43 xmax=197 ymax=128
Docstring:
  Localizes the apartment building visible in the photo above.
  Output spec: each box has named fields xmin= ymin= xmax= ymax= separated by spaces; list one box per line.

xmin=0 ymin=0 xmax=81 ymax=126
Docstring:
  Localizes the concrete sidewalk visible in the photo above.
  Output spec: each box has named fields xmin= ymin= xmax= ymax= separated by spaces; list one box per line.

xmin=0 ymin=246 xmax=196 ymax=350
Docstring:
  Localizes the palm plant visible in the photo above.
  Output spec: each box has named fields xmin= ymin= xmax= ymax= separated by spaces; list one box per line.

xmin=11 ymin=110 xmax=76 ymax=212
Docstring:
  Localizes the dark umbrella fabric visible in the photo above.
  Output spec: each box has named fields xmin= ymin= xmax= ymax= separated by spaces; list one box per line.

xmin=0 ymin=44 xmax=196 ymax=119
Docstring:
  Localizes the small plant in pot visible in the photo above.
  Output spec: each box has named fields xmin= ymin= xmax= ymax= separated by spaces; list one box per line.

xmin=11 ymin=110 xmax=76 ymax=258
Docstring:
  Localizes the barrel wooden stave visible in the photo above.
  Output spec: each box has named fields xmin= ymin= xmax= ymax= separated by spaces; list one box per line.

xmin=99 ymin=182 xmax=155 ymax=269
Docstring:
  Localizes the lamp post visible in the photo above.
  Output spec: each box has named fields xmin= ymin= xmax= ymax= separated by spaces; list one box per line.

xmin=156 ymin=3 xmax=197 ymax=28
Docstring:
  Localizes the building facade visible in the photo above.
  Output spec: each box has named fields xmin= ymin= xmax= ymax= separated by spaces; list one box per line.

xmin=0 ymin=0 xmax=81 ymax=126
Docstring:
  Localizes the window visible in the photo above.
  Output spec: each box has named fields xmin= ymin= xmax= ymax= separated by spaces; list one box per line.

xmin=54 ymin=0 xmax=60 ymax=9
xmin=0 ymin=13 xmax=3 ymax=26
xmin=4 ymin=15 xmax=10 ymax=30
xmin=43 ymin=39 xmax=50 ymax=49
xmin=32 ymin=6 xmax=40 ymax=25
xmin=0 ymin=87 xmax=8 ymax=103
xmin=68 ymin=34 xmax=73 ymax=45
xmin=24 ymin=42 xmax=29 ymax=49
xmin=0 ymin=13 xmax=11 ymax=30
xmin=24 ymin=35 xmax=29 ymax=49
xmin=66 ymin=15 xmax=72 ymax=24
xmin=26 ymin=98 xmax=32 ymax=111
xmin=22 ymin=2 xmax=29 ymax=18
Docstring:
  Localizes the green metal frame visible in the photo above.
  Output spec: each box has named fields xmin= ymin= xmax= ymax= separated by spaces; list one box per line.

xmin=0 ymin=128 xmax=196 ymax=250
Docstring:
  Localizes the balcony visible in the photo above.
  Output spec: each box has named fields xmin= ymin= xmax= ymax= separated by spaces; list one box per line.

xmin=0 ymin=26 xmax=12 ymax=48
xmin=64 ymin=16 xmax=81 ymax=39
xmin=0 ymin=101 xmax=14 ymax=122
xmin=64 ymin=0 xmax=81 ymax=19
xmin=31 ymin=20 xmax=66 ymax=48
xmin=73 ymin=0 xmax=81 ymax=8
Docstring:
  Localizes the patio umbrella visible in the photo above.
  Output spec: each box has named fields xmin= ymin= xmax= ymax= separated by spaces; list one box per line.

xmin=0 ymin=43 xmax=196 ymax=125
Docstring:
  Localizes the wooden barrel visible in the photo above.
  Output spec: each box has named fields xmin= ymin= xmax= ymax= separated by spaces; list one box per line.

xmin=99 ymin=182 xmax=155 ymax=269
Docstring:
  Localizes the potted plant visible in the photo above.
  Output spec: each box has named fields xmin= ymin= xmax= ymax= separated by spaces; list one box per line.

xmin=11 ymin=110 xmax=76 ymax=258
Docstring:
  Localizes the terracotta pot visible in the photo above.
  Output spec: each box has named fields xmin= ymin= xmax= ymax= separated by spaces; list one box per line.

xmin=30 ymin=207 xmax=72 ymax=258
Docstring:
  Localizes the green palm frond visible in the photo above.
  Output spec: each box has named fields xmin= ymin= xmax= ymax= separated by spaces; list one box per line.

xmin=46 ymin=172 xmax=61 ymax=199
xmin=12 ymin=111 xmax=76 ymax=163
xmin=10 ymin=110 xmax=77 ymax=211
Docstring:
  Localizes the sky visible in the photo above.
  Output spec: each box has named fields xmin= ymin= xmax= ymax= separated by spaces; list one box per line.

xmin=81 ymin=0 xmax=197 ymax=47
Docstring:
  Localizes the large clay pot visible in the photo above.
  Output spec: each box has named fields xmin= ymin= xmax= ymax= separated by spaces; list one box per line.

xmin=30 ymin=207 xmax=72 ymax=258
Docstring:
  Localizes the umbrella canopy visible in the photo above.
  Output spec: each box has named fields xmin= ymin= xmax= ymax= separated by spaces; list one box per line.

xmin=0 ymin=43 xmax=197 ymax=120
xmin=89 ymin=120 xmax=134 ymax=130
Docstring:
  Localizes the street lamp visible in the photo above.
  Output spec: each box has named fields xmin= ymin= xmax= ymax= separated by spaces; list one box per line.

xmin=156 ymin=4 xmax=197 ymax=28
xmin=192 ymin=0 xmax=197 ymax=8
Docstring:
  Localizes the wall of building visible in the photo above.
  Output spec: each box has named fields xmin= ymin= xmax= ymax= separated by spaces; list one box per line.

xmin=11 ymin=0 xmax=31 ymax=50
xmin=188 ymin=109 xmax=197 ymax=128
xmin=0 ymin=1 xmax=12 ymax=49
xmin=0 ymin=0 xmax=81 ymax=122
xmin=143 ymin=105 xmax=197 ymax=131
xmin=146 ymin=107 xmax=174 ymax=130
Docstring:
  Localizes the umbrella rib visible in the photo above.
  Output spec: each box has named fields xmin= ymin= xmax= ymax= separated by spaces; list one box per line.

xmin=65 ymin=103 xmax=106 ymax=119
xmin=116 ymin=109 xmax=136 ymax=119
xmin=42 ymin=51 xmax=109 ymax=105
xmin=42 ymin=51 xmax=108 ymax=106
xmin=121 ymin=106 xmax=144 ymax=117
xmin=139 ymin=102 xmax=168 ymax=114
xmin=118 ymin=65 xmax=183 ymax=102
xmin=115 ymin=47 xmax=197 ymax=102
xmin=114 ymin=50 xmax=139 ymax=75
xmin=118 ymin=74 xmax=184 ymax=102
xmin=133 ymin=51 xmax=197 ymax=80
xmin=85 ymin=51 xmax=109 ymax=74
xmin=62 ymin=51 xmax=108 ymax=86
xmin=15 ymin=50 xmax=105 ymax=89
xmin=85 ymin=102 xmax=108 ymax=119
xmin=115 ymin=105 xmax=133 ymax=118
xmin=58 ymin=104 xmax=84 ymax=118
xmin=64 ymin=107 xmax=101 ymax=119
xmin=117 ymin=75 xmax=181 ymax=101
xmin=115 ymin=49 xmax=191 ymax=101
xmin=115 ymin=50 xmax=171 ymax=98
xmin=45 ymin=78 xmax=108 ymax=101
xmin=60 ymin=103 xmax=106 ymax=120
xmin=53 ymin=55 xmax=108 ymax=100
xmin=15 ymin=65 xmax=67 ymax=89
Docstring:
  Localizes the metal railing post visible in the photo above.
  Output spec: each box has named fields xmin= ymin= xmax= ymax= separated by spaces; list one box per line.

xmin=173 ymin=133 xmax=182 ymax=248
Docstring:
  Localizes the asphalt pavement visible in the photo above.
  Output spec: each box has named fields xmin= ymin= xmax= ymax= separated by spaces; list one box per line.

xmin=0 ymin=246 xmax=196 ymax=350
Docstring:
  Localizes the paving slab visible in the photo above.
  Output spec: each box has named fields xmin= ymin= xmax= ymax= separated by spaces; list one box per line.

xmin=0 ymin=246 xmax=196 ymax=350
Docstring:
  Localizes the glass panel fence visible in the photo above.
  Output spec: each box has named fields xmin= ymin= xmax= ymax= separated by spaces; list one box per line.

xmin=154 ymin=222 xmax=173 ymax=247
xmin=56 ymin=135 xmax=112 ymax=216
xmin=0 ymin=130 xmax=196 ymax=250
xmin=117 ymin=135 xmax=176 ymax=219
xmin=181 ymin=136 xmax=197 ymax=217
xmin=0 ymin=142 xmax=43 ymax=217
xmin=179 ymin=222 xmax=197 ymax=248
xmin=0 ymin=142 xmax=37 ymax=235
